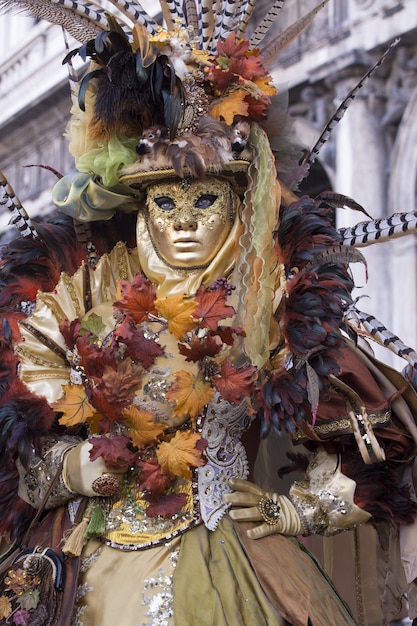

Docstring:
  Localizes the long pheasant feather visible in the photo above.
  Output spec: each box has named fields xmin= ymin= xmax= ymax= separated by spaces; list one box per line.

xmin=249 ymin=0 xmax=286 ymax=49
xmin=159 ymin=0 xmax=183 ymax=31
xmin=105 ymin=0 xmax=158 ymax=34
xmin=235 ymin=0 xmax=256 ymax=39
xmin=347 ymin=308 xmax=417 ymax=369
xmin=339 ymin=210 xmax=417 ymax=247
xmin=0 ymin=0 xmax=107 ymax=42
xmin=302 ymin=38 xmax=400 ymax=170
xmin=261 ymin=0 xmax=330 ymax=60
xmin=0 ymin=171 xmax=38 ymax=239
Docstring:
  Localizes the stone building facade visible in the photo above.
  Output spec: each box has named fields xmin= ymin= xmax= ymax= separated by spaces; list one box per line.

xmin=0 ymin=0 xmax=416 ymax=363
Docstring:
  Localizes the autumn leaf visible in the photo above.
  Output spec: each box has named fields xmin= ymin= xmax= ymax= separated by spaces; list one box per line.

xmin=0 ymin=596 xmax=11 ymax=619
xmin=156 ymin=430 xmax=206 ymax=479
xmin=154 ymin=294 xmax=198 ymax=339
xmin=76 ymin=332 xmax=117 ymax=378
xmin=213 ymin=359 xmax=257 ymax=404
xmin=252 ymin=75 xmax=278 ymax=97
xmin=209 ymin=90 xmax=249 ymax=125
xmin=87 ymin=385 xmax=123 ymax=425
xmin=123 ymin=405 xmax=166 ymax=448
xmin=115 ymin=321 xmax=164 ymax=368
xmin=215 ymin=325 xmax=245 ymax=346
xmin=114 ymin=274 xmax=158 ymax=324
xmin=216 ymin=33 xmax=250 ymax=59
xmin=178 ymin=335 xmax=221 ymax=362
xmin=54 ymin=384 xmax=97 ymax=428
xmin=165 ymin=370 xmax=214 ymax=419
xmin=193 ymin=285 xmax=235 ymax=330
xmin=89 ymin=434 xmax=136 ymax=469
xmin=138 ymin=458 xmax=173 ymax=498
xmin=99 ymin=361 xmax=143 ymax=405
xmin=59 ymin=318 xmax=82 ymax=351
xmin=80 ymin=313 xmax=107 ymax=339
xmin=146 ymin=492 xmax=188 ymax=517
xmin=18 ymin=589 xmax=40 ymax=611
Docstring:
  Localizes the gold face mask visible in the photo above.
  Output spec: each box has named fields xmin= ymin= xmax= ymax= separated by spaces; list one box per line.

xmin=145 ymin=178 xmax=234 ymax=269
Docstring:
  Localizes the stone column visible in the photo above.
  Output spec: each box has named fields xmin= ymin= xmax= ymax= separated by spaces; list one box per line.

xmin=332 ymin=64 xmax=394 ymax=361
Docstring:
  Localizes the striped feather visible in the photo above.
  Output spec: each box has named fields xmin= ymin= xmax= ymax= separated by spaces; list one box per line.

xmin=301 ymin=245 xmax=367 ymax=274
xmin=105 ymin=0 xmax=159 ymax=34
xmin=200 ymin=0 xmax=218 ymax=51
xmin=216 ymin=0 xmax=243 ymax=43
xmin=339 ymin=211 xmax=417 ymax=247
xmin=0 ymin=171 xmax=38 ymax=239
xmin=261 ymin=0 xmax=330 ymax=59
xmin=0 ymin=0 xmax=106 ymax=42
xmin=235 ymin=0 xmax=256 ymax=39
xmin=249 ymin=0 xmax=285 ymax=49
xmin=184 ymin=0 xmax=199 ymax=35
xmin=302 ymin=38 xmax=400 ymax=170
xmin=347 ymin=308 xmax=417 ymax=369
xmin=159 ymin=0 xmax=183 ymax=31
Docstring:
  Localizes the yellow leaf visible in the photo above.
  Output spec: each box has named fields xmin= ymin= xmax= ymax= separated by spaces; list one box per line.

xmin=165 ymin=370 xmax=214 ymax=419
xmin=156 ymin=429 xmax=205 ymax=479
xmin=209 ymin=90 xmax=249 ymax=125
xmin=0 ymin=596 xmax=12 ymax=619
xmin=252 ymin=76 xmax=278 ymax=97
xmin=123 ymin=405 xmax=166 ymax=448
xmin=154 ymin=294 xmax=198 ymax=339
xmin=54 ymin=384 xmax=97 ymax=428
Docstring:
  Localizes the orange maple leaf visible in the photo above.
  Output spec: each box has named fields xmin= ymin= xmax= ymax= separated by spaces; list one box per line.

xmin=154 ymin=294 xmax=198 ymax=339
xmin=252 ymin=75 xmax=277 ymax=97
xmin=156 ymin=429 xmax=205 ymax=479
xmin=123 ymin=405 xmax=166 ymax=448
xmin=0 ymin=596 xmax=11 ymax=620
xmin=54 ymin=384 xmax=97 ymax=428
xmin=209 ymin=90 xmax=249 ymax=125
xmin=165 ymin=370 xmax=215 ymax=419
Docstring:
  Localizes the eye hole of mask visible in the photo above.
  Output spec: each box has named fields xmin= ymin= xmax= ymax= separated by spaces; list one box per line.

xmin=195 ymin=194 xmax=218 ymax=209
xmin=154 ymin=196 xmax=175 ymax=211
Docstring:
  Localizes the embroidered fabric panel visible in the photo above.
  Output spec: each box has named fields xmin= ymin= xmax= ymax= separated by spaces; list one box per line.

xmin=198 ymin=393 xmax=253 ymax=530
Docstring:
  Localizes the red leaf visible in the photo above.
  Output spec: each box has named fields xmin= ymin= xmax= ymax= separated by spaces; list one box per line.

xmin=215 ymin=325 xmax=246 ymax=346
xmin=214 ymin=359 xmax=257 ymax=404
xmin=114 ymin=274 xmax=158 ymax=324
xmin=146 ymin=492 xmax=188 ymax=518
xmin=138 ymin=459 xmax=173 ymax=499
xmin=59 ymin=318 xmax=82 ymax=351
xmin=216 ymin=33 xmax=250 ymax=59
xmin=177 ymin=335 xmax=221 ymax=362
xmin=76 ymin=333 xmax=117 ymax=378
xmin=115 ymin=322 xmax=164 ymax=368
xmin=193 ymin=285 xmax=235 ymax=331
xmin=89 ymin=434 xmax=136 ymax=469
xmin=87 ymin=384 xmax=123 ymax=423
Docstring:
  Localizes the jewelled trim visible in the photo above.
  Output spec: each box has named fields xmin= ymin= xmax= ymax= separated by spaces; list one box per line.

xmin=15 ymin=345 xmax=67 ymax=370
xmin=37 ymin=292 xmax=68 ymax=325
xmin=18 ymin=320 xmax=68 ymax=363
xmin=291 ymin=410 xmax=391 ymax=442
xmin=62 ymin=271 xmax=83 ymax=318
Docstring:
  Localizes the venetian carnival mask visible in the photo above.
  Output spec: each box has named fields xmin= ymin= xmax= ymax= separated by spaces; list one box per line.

xmin=145 ymin=177 xmax=234 ymax=269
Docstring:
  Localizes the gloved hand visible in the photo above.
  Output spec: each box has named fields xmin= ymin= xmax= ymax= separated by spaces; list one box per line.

xmin=223 ymin=478 xmax=304 ymax=539
xmin=63 ymin=440 xmax=124 ymax=497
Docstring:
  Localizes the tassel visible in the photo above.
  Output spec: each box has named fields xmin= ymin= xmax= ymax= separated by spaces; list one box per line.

xmin=85 ymin=503 xmax=107 ymax=538
xmin=62 ymin=515 xmax=90 ymax=557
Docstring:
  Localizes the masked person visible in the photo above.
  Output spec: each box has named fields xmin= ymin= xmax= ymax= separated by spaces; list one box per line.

xmin=0 ymin=2 xmax=417 ymax=626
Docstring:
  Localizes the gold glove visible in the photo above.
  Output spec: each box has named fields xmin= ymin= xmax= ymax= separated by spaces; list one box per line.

xmin=223 ymin=478 xmax=304 ymax=539
xmin=63 ymin=440 xmax=124 ymax=498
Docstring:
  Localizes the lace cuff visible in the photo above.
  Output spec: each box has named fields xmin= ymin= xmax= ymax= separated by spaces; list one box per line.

xmin=17 ymin=435 xmax=82 ymax=509
xmin=289 ymin=447 xmax=371 ymax=536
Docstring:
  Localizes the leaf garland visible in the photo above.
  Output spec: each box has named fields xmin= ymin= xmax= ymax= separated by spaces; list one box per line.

xmin=52 ymin=274 xmax=257 ymax=518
